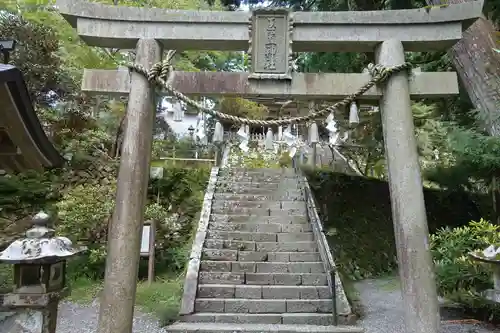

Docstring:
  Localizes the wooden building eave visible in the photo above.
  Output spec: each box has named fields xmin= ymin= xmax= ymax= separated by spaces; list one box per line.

xmin=0 ymin=64 xmax=63 ymax=172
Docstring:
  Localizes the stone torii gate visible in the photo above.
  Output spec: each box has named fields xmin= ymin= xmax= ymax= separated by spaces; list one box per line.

xmin=57 ymin=1 xmax=483 ymax=333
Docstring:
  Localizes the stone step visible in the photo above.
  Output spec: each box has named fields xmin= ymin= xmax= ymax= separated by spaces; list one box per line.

xmin=217 ymin=177 xmax=299 ymax=183
xmin=213 ymin=193 xmax=304 ymax=201
xmin=204 ymin=240 xmax=317 ymax=252
xmin=210 ymin=214 xmax=308 ymax=224
xmin=180 ymin=313 xmax=338 ymax=326
xmin=211 ymin=200 xmax=305 ymax=210
xmin=218 ymin=171 xmax=297 ymax=178
xmin=217 ymin=178 xmax=299 ymax=184
xmin=214 ymin=187 xmax=303 ymax=195
xmin=219 ymin=167 xmax=295 ymax=174
xmin=194 ymin=298 xmax=333 ymax=313
xmin=209 ymin=222 xmax=312 ymax=233
xmin=202 ymin=249 xmax=321 ymax=262
xmin=198 ymin=272 xmax=328 ymax=285
xmin=218 ymin=178 xmax=299 ymax=182
xmin=211 ymin=206 xmax=307 ymax=216
xmin=200 ymin=261 xmax=324 ymax=273
xmin=219 ymin=169 xmax=296 ymax=174
xmin=197 ymin=284 xmax=331 ymax=299
xmin=206 ymin=230 xmax=314 ymax=242
xmin=216 ymin=181 xmax=300 ymax=189
xmin=167 ymin=322 xmax=363 ymax=333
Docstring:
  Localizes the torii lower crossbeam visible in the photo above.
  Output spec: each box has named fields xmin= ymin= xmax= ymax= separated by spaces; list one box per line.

xmin=82 ymin=69 xmax=459 ymax=100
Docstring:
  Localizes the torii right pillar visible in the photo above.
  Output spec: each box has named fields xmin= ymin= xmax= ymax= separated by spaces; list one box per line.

xmin=376 ymin=39 xmax=439 ymax=333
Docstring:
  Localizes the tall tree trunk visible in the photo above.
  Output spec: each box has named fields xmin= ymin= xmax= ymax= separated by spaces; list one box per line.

xmin=446 ymin=5 xmax=500 ymax=135
xmin=445 ymin=1 xmax=500 ymax=222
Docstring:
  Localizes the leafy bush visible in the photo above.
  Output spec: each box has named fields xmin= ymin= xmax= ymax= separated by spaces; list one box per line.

xmin=278 ymin=152 xmax=293 ymax=168
xmin=0 ymin=171 xmax=56 ymax=215
xmin=226 ymin=146 xmax=283 ymax=168
xmin=56 ymin=181 xmax=116 ymax=278
xmin=55 ymin=166 xmax=209 ymax=279
xmin=430 ymin=219 xmax=500 ymax=322
xmin=305 ymin=169 xmax=485 ymax=280
xmin=430 ymin=219 xmax=500 ymax=295
xmin=57 ymin=182 xmax=116 ymax=244
xmin=145 ymin=203 xmax=182 ymax=250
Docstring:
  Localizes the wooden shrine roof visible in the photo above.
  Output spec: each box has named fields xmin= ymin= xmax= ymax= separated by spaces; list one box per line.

xmin=0 ymin=64 xmax=63 ymax=172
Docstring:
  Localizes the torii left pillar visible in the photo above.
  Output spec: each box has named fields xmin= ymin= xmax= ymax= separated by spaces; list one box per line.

xmin=97 ymin=39 xmax=162 ymax=333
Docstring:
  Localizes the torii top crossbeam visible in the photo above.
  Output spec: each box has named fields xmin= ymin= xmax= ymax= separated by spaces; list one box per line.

xmin=58 ymin=0 xmax=483 ymax=52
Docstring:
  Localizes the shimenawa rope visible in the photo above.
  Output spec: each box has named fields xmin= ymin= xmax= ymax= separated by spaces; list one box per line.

xmin=127 ymin=59 xmax=412 ymax=126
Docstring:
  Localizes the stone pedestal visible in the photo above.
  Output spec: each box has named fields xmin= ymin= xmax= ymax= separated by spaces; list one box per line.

xmin=470 ymin=252 xmax=500 ymax=303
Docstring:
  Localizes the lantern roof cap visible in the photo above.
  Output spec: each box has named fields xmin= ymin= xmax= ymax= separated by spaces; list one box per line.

xmin=0 ymin=211 xmax=86 ymax=264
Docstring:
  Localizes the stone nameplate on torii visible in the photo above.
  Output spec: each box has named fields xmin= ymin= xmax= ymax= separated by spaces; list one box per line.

xmin=248 ymin=8 xmax=292 ymax=80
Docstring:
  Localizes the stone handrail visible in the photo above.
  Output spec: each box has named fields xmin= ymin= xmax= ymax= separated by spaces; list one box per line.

xmin=296 ymin=168 xmax=353 ymax=321
xmin=179 ymin=167 xmax=219 ymax=315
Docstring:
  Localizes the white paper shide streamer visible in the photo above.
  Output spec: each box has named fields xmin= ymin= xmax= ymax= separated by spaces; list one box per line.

xmin=195 ymin=112 xmax=207 ymax=145
xmin=349 ymin=102 xmax=359 ymax=125
xmin=237 ymin=125 xmax=249 ymax=152
xmin=325 ymin=112 xmax=339 ymax=146
xmin=265 ymin=128 xmax=274 ymax=151
xmin=212 ymin=121 xmax=224 ymax=143
xmin=308 ymin=122 xmax=319 ymax=144
xmin=172 ymin=100 xmax=183 ymax=122
xmin=283 ymin=125 xmax=298 ymax=158
xmin=278 ymin=126 xmax=283 ymax=141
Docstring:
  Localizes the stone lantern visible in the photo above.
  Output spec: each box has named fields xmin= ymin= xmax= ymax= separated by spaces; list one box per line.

xmin=0 ymin=211 xmax=85 ymax=333
xmin=470 ymin=246 xmax=500 ymax=303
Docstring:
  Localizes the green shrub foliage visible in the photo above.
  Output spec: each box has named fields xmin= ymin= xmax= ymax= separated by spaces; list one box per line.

xmin=430 ymin=220 xmax=500 ymax=322
xmin=430 ymin=219 xmax=499 ymax=295
xmin=56 ymin=166 xmax=209 ymax=279
xmin=305 ymin=169 xmax=484 ymax=279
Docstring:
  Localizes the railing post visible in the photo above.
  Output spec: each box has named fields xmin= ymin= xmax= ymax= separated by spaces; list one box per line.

xmin=330 ymin=268 xmax=338 ymax=326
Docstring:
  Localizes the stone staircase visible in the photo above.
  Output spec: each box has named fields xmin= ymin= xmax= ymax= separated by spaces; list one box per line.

xmin=169 ymin=168 xmax=362 ymax=333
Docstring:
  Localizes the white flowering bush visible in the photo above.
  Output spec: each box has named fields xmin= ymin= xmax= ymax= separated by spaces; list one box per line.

xmin=144 ymin=203 xmax=182 ymax=248
xmin=226 ymin=144 xmax=283 ymax=169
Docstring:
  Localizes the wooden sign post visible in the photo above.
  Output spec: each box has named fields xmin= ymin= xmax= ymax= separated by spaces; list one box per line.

xmin=140 ymin=220 xmax=156 ymax=285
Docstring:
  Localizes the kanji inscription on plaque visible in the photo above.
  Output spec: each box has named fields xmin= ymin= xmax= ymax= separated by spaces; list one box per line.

xmin=249 ymin=8 xmax=292 ymax=80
